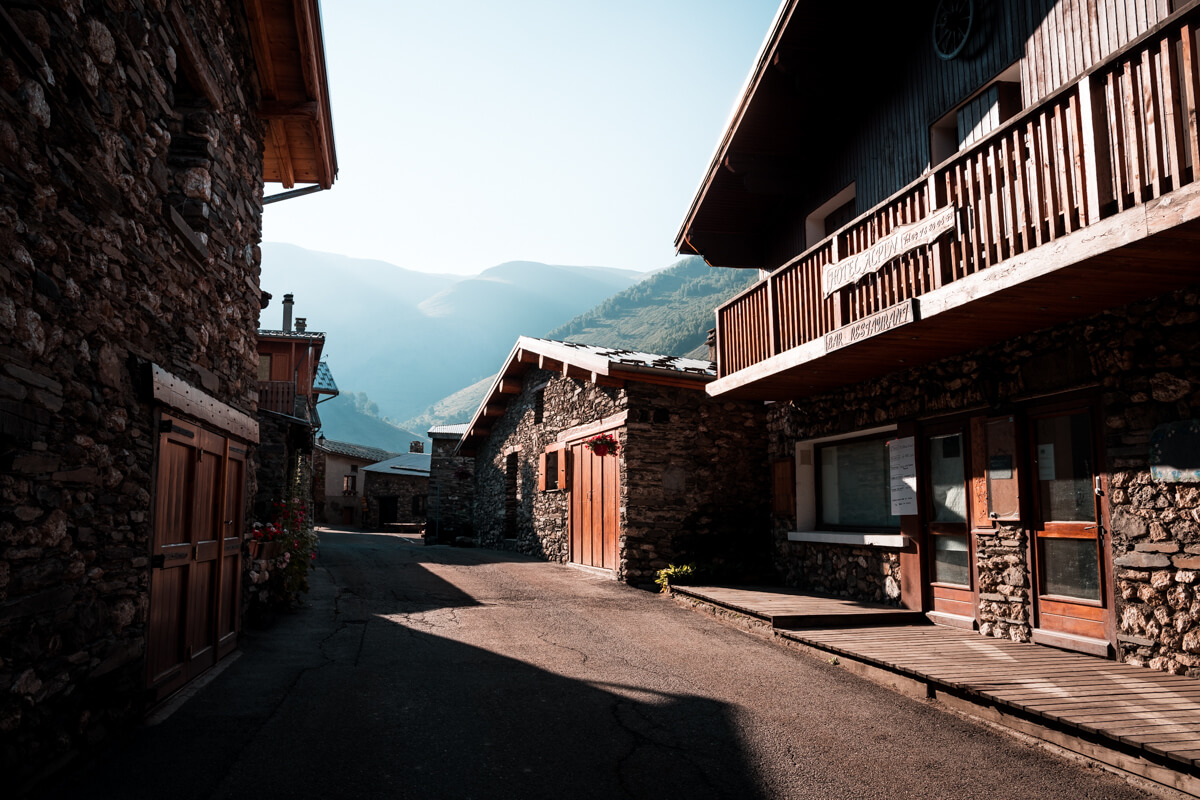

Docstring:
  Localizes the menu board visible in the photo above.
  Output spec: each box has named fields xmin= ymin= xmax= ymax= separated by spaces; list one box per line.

xmin=888 ymin=436 xmax=918 ymax=515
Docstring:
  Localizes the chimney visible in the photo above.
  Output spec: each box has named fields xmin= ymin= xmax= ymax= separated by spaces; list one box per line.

xmin=282 ymin=293 xmax=294 ymax=332
xmin=706 ymin=328 xmax=717 ymax=363
xmin=410 ymin=441 xmax=425 ymax=453
xmin=295 ymin=317 xmax=307 ymax=333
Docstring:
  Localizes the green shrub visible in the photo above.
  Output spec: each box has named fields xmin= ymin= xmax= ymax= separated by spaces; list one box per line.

xmin=655 ymin=563 xmax=697 ymax=593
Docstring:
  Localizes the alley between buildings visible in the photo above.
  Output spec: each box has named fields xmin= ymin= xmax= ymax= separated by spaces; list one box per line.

xmin=50 ymin=529 xmax=1157 ymax=800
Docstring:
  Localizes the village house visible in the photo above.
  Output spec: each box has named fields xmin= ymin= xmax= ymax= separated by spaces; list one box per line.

xmin=677 ymin=1 xmax=1200 ymax=671
xmin=427 ymin=423 xmax=473 ymax=544
xmin=457 ymin=337 xmax=768 ymax=584
xmin=0 ymin=0 xmax=336 ymax=789
xmin=314 ymin=437 xmax=401 ymax=527
xmin=362 ymin=446 xmax=431 ymax=531
xmin=256 ymin=294 xmax=339 ymax=521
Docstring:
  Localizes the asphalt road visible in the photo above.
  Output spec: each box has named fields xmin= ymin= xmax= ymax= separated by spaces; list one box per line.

xmin=49 ymin=528 xmax=1155 ymax=799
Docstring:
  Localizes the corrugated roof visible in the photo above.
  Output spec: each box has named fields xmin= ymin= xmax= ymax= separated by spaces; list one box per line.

xmin=362 ymin=452 xmax=431 ymax=476
xmin=258 ymin=329 xmax=326 ymax=340
xmin=522 ymin=337 xmax=716 ymax=377
xmin=313 ymin=362 xmax=338 ymax=395
xmin=316 ymin=438 xmax=400 ymax=463
xmin=428 ymin=423 xmax=470 ymax=439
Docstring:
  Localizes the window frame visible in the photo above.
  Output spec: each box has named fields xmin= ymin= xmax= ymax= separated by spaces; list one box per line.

xmin=923 ymin=423 xmax=974 ymax=590
xmin=814 ymin=431 xmax=902 ymax=534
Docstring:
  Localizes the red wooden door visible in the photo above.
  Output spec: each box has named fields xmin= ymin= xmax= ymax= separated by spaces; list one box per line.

xmin=147 ymin=414 xmax=245 ymax=699
xmin=569 ymin=443 xmax=619 ymax=570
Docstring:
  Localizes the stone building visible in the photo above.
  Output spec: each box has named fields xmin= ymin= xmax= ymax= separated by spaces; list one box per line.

xmin=427 ymin=423 xmax=473 ymax=544
xmin=676 ymin=1 xmax=1200 ymax=671
xmin=0 ymin=0 xmax=336 ymax=788
xmin=457 ymin=337 xmax=769 ymax=585
xmin=362 ymin=450 xmax=431 ymax=530
xmin=255 ymin=296 xmax=339 ymax=521
xmin=314 ymin=437 xmax=400 ymax=527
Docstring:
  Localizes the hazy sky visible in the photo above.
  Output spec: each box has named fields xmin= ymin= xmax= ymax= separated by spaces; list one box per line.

xmin=260 ymin=0 xmax=781 ymax=275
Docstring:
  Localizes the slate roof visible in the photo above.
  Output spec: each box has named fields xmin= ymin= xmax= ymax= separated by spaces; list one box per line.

xmin=257 ymin=329 xmax=326 ymax=340
xmin=316 ymin=438 xmax=400 ymax=463
xmin=361 ymin=452 xmax=431 ymax=477
xmin=313 ymin=361 xmax=338 ymax=395
xmin=428 ymin=423 xmax=469 ymax=439
xmin=520 ymin=337 xmax=716 ymax=376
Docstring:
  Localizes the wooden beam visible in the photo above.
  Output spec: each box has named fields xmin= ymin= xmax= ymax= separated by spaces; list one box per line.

xmin=482 ymin=403 xmax=506 ymax=418
xmin=539 ymin=355 xmax=562 ymax=372
xmin=592 ymin=374 xmax=626 ymax=389
xmin=259 ymin=100 xmax=319 ymax=121
xmin=517 ymin=348 xmax=539 ymax=364
xmin=497 ymin=378 xmax=522 ymax=394
xmin=151 ymin=365 xmax=258 ymax=443
xmin=291 ymin=0 xmax=320 ymax=100
xmin=242 ymin=0 xmax=278 ymax=98
xmin=564 ymin=364 xmax=590 ymax=381
xmin=269 ymin=119 xmax=295 ymax=188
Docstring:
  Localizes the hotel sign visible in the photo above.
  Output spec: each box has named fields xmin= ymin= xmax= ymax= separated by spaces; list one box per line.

xmin=822 ymin=205 xmax=958 ymax=297
xmin=824 ymin=299 xmax=915 ymax=353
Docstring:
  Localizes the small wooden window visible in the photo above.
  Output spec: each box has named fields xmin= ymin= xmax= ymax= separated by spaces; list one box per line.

xmin=539 ymin=443 xmax=569 ymax=491
xmin=343 ymin=474 xmax=356 ymax=494
xmin=534 ymin=389 xmax=545 ymax=425
xmin=771 ymin=458 xmax=796 ymax=516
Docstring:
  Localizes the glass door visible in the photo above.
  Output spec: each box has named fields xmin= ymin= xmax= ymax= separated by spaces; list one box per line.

xmin=925 ymin=429 xmax=975 ymax=626
xmin=1030 ymin=409 xmax=1108 ymax=646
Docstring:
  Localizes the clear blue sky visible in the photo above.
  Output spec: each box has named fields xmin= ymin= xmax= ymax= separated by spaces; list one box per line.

xmin=261 ymin=0 xmax=781 ymax=275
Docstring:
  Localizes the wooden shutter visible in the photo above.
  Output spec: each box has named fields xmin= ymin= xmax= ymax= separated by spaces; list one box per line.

xmin=771 ymin=458 xmax=796 ymax=516
xmin=538 ymin=452 xmax=548 ymax=491
xmin=557 ymin=447 xmax=570 ymax=491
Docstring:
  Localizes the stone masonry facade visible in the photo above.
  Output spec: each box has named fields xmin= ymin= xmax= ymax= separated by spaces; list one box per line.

xmin=428 ymin=435 xmax=473 ymax=543
xmin=363 ymin=472 xmax=428 ymax=529
xmin=767 ymin=287 xmax=1200 ymax=671
xmin=0 ymin=1 xmax=267 ymax=787
xmin=472 ymin=369 xmax=769 ymax=584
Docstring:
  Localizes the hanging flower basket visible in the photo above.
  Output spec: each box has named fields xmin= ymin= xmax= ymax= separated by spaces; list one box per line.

xmin=584 ymin=432 xmax=620 ymax=457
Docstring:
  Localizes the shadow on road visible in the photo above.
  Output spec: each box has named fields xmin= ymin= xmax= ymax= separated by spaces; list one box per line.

xmin=46 ymin=529 xmax=766 ymax=800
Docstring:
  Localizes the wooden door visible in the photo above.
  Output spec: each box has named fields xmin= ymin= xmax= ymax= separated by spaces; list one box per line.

xmin=569 ymin=443 xmax=619 ymax=570
xmin=1029 ymin=408 xmax=1110 ymax=649
xmin=924 ymin=427 xmax=976 ymax=627
xmin=147 ymin=414 xmax=245 ymax=699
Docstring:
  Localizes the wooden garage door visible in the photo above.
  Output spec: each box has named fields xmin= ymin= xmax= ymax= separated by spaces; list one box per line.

xmin=569 ymin=443 xmax=619 ymax=570
xmin=146 ymin=414 xmax=245 ymax=700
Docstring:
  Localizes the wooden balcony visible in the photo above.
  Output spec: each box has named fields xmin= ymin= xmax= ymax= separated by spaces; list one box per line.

xmin=712 ymin=8 xmax=1200 ymax=399
xmin=258 ymin=380 xmax=297 ymax=415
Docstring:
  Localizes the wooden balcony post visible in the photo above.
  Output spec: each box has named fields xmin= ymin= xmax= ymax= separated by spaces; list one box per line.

xmin=767 ymin=273 xmax=780 ymax=358
xmin=1181 ymin=21 xmax=1200 ymax=181
xmin=1078 ymin=75 xmax=1104 ymax=225
xmin=927 ymin=173 xmax=949 ymax=289
xmin=713 ymin=309 xmax=724 ymax=378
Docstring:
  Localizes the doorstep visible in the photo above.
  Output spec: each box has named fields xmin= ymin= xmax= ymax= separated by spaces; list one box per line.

xmin=671 ymin=585 xmax=1200 ymax=798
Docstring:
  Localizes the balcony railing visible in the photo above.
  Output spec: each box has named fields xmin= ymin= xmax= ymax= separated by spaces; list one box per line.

xmin=258 ymin=380 xmax=297 ymax=414
xmin=716 ymin=7 xmax=1200 ymax=381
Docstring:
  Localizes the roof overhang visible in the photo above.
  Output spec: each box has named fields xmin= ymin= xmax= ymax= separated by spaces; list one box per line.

xmin=244 ymin=0 xmax=338 ymax=189
xmin=456 ymin=337 xmax=713 ymax=456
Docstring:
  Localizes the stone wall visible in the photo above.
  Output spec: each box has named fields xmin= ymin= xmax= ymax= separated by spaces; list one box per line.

xmin=0 ymin=0 xmax=266 ymax=787
xmin=622 ymin=384 xmax=769 ymax=585
xmin=767 ymin=287 xmax=1200 ymax=667
xmin=363 ymin=473 xmax=428 ymax=529
xmin=428 ymin=436 xmax=473 ymax=544
xmin=471 ymin=369 xmax=769 ymax=584
xmin=473 ymin=369 xmax=625 ymax=561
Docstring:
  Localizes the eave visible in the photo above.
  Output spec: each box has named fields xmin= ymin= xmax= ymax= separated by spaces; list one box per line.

xmin=244 ymin=0 xmax=338 ymax=189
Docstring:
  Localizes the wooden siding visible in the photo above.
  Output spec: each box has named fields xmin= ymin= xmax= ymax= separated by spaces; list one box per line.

xmin=718 ymin=4 xmax=1200 ymax=385
xmin=763 ymin=1 xmax=1174 ymax=269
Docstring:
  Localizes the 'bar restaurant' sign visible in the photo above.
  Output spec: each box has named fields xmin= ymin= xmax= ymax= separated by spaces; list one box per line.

xmin=824 ymin=299 xmax=915 ymax=353
xmin=822 ymin=205 xmax=958 ymax=297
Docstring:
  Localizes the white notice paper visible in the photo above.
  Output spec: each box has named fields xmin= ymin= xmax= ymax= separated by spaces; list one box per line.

xmin=888 ymin=436 xmax=918 ymax=516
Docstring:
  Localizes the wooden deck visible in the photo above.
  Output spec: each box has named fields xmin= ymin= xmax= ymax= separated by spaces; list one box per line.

xmin=670 ymin=585 xmax=925 ymax=628
xmin=674 ymin=585 xmax=1200 ymax=784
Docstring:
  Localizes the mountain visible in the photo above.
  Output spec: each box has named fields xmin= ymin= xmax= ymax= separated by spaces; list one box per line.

xmin=546 ymin=255 xmax=758 ymax=358
xmin=317 ymin=391 xmax=428 ymax=451
xmin=259 ymin=244 xmax=644 ymax=423
xmin=402 ymin=256 xmax=760 ymax=429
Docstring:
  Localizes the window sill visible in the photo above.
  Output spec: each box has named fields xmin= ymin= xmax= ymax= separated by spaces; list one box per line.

xmin=787 ymin=531 xmax=908 ymax=548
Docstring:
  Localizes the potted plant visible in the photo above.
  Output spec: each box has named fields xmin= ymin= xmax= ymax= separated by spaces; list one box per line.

xmin=584 ymin=432 xmax=620 ymax=457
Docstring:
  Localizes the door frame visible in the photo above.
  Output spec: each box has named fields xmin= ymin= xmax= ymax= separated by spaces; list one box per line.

xmin=920 ymin=419 xmax=979 ymax=629
xmin=565 ymin=422 xmax=623 ymax=572
xmin=1025 ymin=396 xmax=1115 ymax=655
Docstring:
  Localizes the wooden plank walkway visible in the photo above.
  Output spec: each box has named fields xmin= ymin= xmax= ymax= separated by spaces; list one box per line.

xmin=671 ymin=585 xmax=925 ymax=628
xmin=674 ymin=585 xmax=1200 ymax=778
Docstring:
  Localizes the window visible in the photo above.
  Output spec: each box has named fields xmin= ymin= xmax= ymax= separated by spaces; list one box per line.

xmin=342 ymin=474 xmax=356 ymax=495
xmin=504 ymin=452 xmax=518 ymax=537
xmin=412 ymin=495 xmax=426 ymax=516
xmin=350 ymin=464 xmax=358 ymax=473
xmin=930 ymin=64 xmax=1022 ymax=166
xmin=805 ymin=183 xmax=856 ymax=248
xmin=533 ymin=388 xmax=545 ymax=425
xmin=257 ymin=354 xmax=272 ymax=382
xmin=539 ymin=444 xmax=568 ymax=492
xmin=816 ymin=436 xmax=899 ymax=530
xmin=926 ymin=431 xmax=971 ymax=587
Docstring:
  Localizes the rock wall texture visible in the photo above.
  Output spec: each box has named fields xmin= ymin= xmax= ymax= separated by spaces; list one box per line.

xmin=471 ymin=370 xmax=769 ymax=584
xmin=0 ymin=0 xmax=266 ymax=787
xmin=428 ymin=436 xmax=473 ymax=543
xmin=767 ymin=287 xmax=1200 ymax=667
xmin=363 ymin=472 xmax=428 ymax=529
